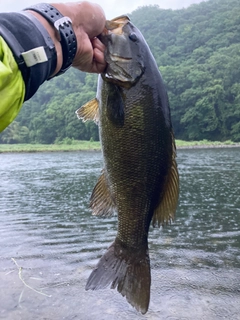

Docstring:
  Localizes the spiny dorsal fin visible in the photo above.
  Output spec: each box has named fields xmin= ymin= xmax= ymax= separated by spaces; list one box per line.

xmin=75 ymin=98 xmax=99 ymax=123
xmin=152 ymin=141 xmax=179 ymax=227
xmin=90 ymin=170 xmax=116 ymax=217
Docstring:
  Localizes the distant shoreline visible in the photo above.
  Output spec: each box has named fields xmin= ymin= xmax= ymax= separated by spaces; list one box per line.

xmin=177 ymin=144 xmax=240 ymax=149
xmin=0 ymin=140 xmax=240 ymax=153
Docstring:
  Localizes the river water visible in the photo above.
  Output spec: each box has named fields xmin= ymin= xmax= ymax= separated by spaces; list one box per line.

xmin=0 ymin=148 xmax=239 ymax=320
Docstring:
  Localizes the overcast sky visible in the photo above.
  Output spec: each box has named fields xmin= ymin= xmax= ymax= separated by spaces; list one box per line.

xmin=0 ymin=0 xmax=205 ymax=19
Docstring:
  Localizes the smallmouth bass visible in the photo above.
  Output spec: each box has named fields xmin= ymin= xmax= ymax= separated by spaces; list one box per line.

xmin=76 ymin=16 xmax=179 ymax=314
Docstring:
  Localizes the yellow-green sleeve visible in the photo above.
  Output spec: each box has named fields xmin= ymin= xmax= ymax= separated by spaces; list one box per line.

xmin=0 ymin=36 xmax=25 ymax=132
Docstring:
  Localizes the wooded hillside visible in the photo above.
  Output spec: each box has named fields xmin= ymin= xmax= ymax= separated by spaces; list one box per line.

xmin=1 ymin=0 xmax=239 ymax=143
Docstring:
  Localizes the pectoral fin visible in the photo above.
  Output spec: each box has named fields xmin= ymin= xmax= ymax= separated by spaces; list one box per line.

xmin=75 ymin=98 xmax=99 ymax=123
xmin=152 ymin=145 xmax=179 ymax=227
xmin=90 ymin=169 xmax=116 ymax=217
xmin=107 ymin=84 xmax=124 ymax=127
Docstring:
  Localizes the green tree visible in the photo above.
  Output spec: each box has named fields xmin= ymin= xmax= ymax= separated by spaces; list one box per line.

xmin=2 ymin=0 xmax=240 ymax=143
xmin=0 ymin=122 xmax=29 ymax=143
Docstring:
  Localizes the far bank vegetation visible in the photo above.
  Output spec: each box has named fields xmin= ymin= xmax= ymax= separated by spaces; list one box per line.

xmin=0 ymin=0 xmax=239 ymax=144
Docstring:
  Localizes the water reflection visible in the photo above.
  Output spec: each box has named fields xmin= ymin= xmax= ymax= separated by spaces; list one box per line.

xmin=0 ymin=149 xmax=239 ymax=319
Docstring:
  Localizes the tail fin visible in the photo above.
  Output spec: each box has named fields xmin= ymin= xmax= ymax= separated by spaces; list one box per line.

xmin=85 ymin=239 xmax=151 ymax=314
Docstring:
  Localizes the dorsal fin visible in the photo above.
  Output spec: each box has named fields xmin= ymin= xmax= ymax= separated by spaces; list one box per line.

xmin=90 ymin=170 xmax=116 ymax=217
xmin=75 ymin=98 xmax=99 ymax=123
xmin=152 ymin=141 xmax=179 ymax=227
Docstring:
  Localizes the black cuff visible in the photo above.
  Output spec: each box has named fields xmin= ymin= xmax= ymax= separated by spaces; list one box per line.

xmin=0 ymin=12 xmax=57 ymax=101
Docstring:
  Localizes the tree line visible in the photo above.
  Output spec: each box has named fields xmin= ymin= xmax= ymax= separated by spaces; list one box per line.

xmin=1 ymin=0 xmax=240 ymax=143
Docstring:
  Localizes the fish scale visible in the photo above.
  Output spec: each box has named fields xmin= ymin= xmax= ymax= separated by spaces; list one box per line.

xmin=101 ymin=81 xmax=170 ymax=248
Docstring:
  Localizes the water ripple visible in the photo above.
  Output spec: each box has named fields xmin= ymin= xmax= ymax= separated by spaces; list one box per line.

xmin=0 ymin=149 xmax=240 ymax=319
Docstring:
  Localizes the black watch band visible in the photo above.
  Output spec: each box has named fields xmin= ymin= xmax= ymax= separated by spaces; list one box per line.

xmin=24 ymin=3 xmax=77 ymax=76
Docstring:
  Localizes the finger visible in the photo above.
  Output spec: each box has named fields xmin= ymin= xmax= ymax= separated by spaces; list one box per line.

xmin=91 ymin=61 xmax=106 ymax=74
xmin=79 ymin=2 xmax=106 ymax=38
xmin=92 ymin=37 xmax=105 ymax=52
xmin=93 ymin=47 xmax=106 ymax=66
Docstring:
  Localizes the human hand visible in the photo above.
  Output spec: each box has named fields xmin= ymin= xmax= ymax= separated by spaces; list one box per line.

xmin=52 ymin=2 xmax=107 ymax=73
xmin=28 ymin=1 xmax=106 ymax=74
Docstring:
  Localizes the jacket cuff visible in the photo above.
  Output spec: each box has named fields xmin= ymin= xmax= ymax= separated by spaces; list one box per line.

xmin=0 ymin=12 xmax=57 ymax=101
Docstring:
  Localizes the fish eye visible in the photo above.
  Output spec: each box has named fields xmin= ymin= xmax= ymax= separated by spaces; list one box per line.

xmin=129 ymin=33 xmax=138 ymax=42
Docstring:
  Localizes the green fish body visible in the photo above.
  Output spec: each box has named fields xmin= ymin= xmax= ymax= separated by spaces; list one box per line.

xmin=76 ymin=16 xmax=179 ymax=314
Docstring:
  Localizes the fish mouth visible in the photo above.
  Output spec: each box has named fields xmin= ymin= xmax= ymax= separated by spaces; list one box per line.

xmin=107 ymin=54 xmax=132 ymax=63
xmin=103 ymin=54 xmax=141 ymax=88
xmin=101 ymin=15 xmax=144 ymax=88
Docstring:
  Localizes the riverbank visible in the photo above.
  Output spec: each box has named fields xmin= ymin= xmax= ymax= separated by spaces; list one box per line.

xmin=176 ymin=139 xmax=240 ymax=149
xmin=0 ymin=140 xmax=239 ymax=153
xmin=0 ymin=141 xmax=101 ymax=153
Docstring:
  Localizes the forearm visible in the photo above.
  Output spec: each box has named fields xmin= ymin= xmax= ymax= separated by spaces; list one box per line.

xmin=0 ymin=4 xmax=77 ymax=101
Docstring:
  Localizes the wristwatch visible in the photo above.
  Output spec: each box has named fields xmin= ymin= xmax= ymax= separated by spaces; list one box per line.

xmin=25 ymin=3 xmax=77 ymax=75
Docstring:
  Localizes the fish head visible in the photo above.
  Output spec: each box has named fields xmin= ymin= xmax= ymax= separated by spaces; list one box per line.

xmin=100 ymin=16 xmax=145 ymax=88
